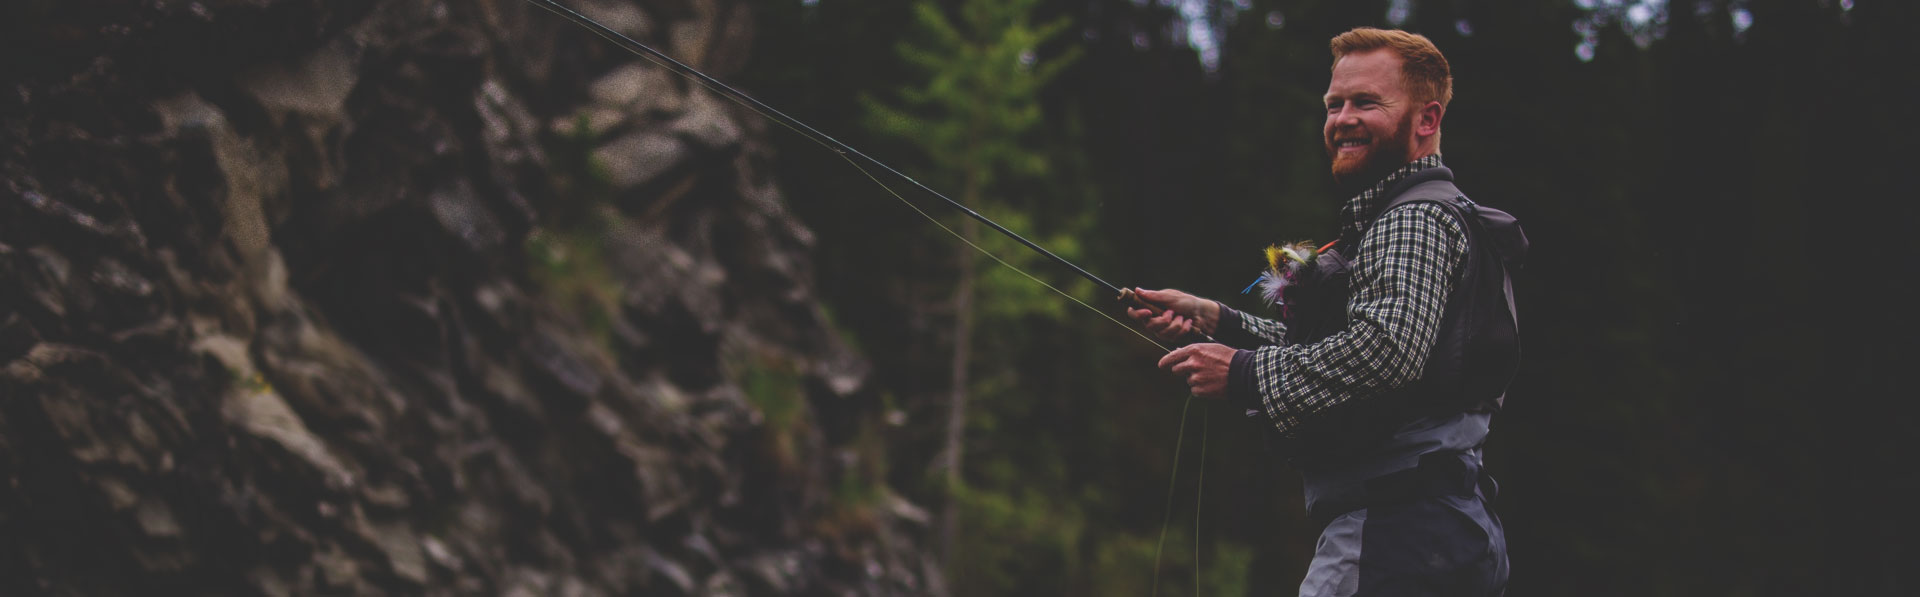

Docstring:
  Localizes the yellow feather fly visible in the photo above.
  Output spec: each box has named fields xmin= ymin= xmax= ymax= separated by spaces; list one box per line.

xmin=1247 ymin=241 xmax=1322 ymax=307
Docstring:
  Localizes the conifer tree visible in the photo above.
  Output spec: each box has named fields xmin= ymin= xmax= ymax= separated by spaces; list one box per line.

xmin=860 ymin=0 xmax=1081 ymax=570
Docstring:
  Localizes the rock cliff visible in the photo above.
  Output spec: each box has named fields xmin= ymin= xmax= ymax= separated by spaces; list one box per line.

xmin=1 ymin=0 xmax=932 ymax=594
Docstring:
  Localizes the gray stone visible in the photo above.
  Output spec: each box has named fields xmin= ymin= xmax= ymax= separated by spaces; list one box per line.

xmin=643 ymin=547 xmax=695 ymax=594
xmin=527 ymin=328 xmax=604 ymax=401
xmin=428 ymin=178 xmax=507 ymax=254
xmin=217 ymin=366 xmax=356 ymax=490
xmin=369 ymin=521 xmax=428 ymax=585
xmin=669 ymin=17 xmax=712 ymax=69
xmin=593 ymin=131 xmax=688 ymax=189
xmin=90 ymin=257 xmax=154 ymax=299
xmin=239 ymin=39 xmax=359 ymax=118
xmin=671 ymin=90 xmax=743 ymax=151
xmin=420 ymin=535 xmax=461 ymax=572
xmin=589 ymin=63 xmax=682 ymax=116
xmin=739 ymin=551 xmax=803 ymax=593
xmin=702 ymin=570 xmax=743 ymax=597
xmin=137 ymin=499 xmax=183 ymax=537
xmin=575 ymin=0 xmax=652 ymax=39
xmin=476 ymin=79 xmax=546 ymax=167
xmin=26 ymin=245 xmax=70 ymax=317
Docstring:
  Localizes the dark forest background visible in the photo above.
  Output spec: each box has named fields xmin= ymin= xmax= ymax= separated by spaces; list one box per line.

xmin=739 ymin=0 xmax=1919 ymax=595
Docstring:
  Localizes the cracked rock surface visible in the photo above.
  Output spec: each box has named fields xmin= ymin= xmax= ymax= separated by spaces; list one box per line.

xmin=1 ymin=0 xmax=928 ymax=594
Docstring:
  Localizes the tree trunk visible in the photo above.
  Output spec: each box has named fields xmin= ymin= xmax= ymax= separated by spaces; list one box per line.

xmin=940 ymin=184 xmax=981 ymax=568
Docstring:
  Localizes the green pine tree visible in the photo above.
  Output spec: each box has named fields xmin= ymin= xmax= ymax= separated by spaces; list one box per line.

xmin=859 ymin=0 xmax=1083 ymax=581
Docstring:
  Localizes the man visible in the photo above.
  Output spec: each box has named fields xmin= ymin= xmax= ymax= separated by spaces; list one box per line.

xmin=1128 ymin=28 xmax=1515 ymax=596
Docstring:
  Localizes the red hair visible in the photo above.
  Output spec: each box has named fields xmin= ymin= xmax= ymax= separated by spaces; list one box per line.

xmin=1330 ymin=27 xmax=1453 ymax=108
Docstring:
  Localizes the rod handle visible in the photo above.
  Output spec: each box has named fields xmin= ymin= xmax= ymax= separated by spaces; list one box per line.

xmin=1116 ymin=288 xmax=1163 ymax=315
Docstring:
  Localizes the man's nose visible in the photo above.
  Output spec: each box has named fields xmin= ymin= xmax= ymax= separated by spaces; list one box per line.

xmin=1329 ymin=106 xmax=1360 ymax=126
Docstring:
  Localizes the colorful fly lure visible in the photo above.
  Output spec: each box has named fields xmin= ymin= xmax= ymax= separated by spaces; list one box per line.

xmin=1241 ymin=241 xmax=1331 ymax=315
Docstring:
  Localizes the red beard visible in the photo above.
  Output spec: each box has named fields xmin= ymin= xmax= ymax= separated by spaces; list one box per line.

xmin=1327 ymin=110 xmax=1416 ymax=193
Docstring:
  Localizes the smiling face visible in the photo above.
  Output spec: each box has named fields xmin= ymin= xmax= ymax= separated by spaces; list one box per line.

xmin=1323 ymin=48 xmax=1437 ymax=190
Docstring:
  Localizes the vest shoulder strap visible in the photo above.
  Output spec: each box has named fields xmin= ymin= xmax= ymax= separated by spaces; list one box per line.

xmin=1377 ymin=179 xmax=1466 ymax=222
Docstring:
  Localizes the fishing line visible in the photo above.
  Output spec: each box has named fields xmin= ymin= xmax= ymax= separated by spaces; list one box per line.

xmin=524 ymin=0 xmax=1207 ymax=589
xmin=1194 ymin=407 xmax=1210 ymax=596
xmin=1151 ymin=396 xmax=1192 ymax=597
xmin=835 ymin=154 xmax=1171 ymax=354
xmin=523 ymin=0 xmax=1127 ymax=297
xmin=1150 ymin=400 xmax=1211 ymax=597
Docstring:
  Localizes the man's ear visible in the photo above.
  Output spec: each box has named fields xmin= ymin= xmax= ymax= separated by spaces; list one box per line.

xmin=1416 ymin=100 xmax=1445 ymax=138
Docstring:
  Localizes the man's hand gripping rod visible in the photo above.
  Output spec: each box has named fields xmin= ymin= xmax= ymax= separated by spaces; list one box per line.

xmin=1117 ymin=289 xmax=1219 ymax=344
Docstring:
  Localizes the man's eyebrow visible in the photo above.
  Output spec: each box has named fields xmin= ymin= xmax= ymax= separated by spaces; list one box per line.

xmin=1323 ymin=91 xmax=1384 ymax=104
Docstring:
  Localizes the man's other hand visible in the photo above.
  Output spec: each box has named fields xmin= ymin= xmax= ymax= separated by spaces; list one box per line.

xmin=1157 ymin=343 xmax=1235 ymax=398
xmin=1125 ymin=288 xmax=1221 ymax=341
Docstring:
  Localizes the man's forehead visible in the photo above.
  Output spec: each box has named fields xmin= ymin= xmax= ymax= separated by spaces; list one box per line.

xmin=1326 ymin=49 xmax=1404 ymax=98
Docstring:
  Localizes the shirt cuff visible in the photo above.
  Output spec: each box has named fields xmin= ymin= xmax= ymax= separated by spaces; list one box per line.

xmin=1227 ymin=348 xmax=1262 ymax=418
xmin=1211 ymin=302 xmax=1261 ymax=349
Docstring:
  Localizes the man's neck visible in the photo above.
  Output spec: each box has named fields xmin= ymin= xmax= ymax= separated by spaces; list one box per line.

xmin=1341 ymin=152 xmax=1440 ymax=198
xmin=1339 ymin=154 xmax=1446 ymax=233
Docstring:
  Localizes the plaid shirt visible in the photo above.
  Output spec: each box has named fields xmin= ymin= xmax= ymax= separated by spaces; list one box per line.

xmin=1221 ymin=154 xmax=1467 ymax=438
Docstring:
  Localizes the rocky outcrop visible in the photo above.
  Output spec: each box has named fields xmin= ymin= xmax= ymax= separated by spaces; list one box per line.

xmin=1 ymin=0 xmax=931 ymax=594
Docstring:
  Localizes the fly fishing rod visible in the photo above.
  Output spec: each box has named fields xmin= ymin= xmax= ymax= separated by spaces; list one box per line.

xmin=522 ymin=0 xmax=1200 ymax=330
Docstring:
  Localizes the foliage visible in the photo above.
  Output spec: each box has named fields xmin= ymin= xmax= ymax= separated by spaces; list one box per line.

xmin=526 ymin=119 xmax=623 ymax=349
xmin=856 ymin=0 xmax=1098 ymax=593
xmin=737 ymin=350 xmax=808 ymax=432
xmin=949 ymin=484 xmax=1086 ymax=594
xmin=860 ymin=0 xmax=1081 ymax=188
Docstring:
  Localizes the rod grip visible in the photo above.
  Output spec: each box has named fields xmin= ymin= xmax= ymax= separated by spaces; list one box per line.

xmin=1116 ymin=288 xmax=1163 ymax=315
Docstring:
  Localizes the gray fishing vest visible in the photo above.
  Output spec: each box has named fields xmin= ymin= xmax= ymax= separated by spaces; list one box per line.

xmin=1278 ymin=166 xmax=1528 ymax=514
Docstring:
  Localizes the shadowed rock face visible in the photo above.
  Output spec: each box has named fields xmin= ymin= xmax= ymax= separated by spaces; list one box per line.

xmin=0 ymin=1 xmax=930 ymax=594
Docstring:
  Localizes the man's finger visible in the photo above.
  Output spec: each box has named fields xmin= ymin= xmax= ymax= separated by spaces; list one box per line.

xmin=1157 ymin=346 xmax=1191 ymax=370
xmin=1147 ymin=317 xmax=1175 ymax=336
xmin=1153 ymin=313 xmax=1180 ymax=335
xmin=1136 ymin=288 xmax=1177 ymax=306
xmin=1172 ymin=359 xmax=1201 ymax=375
